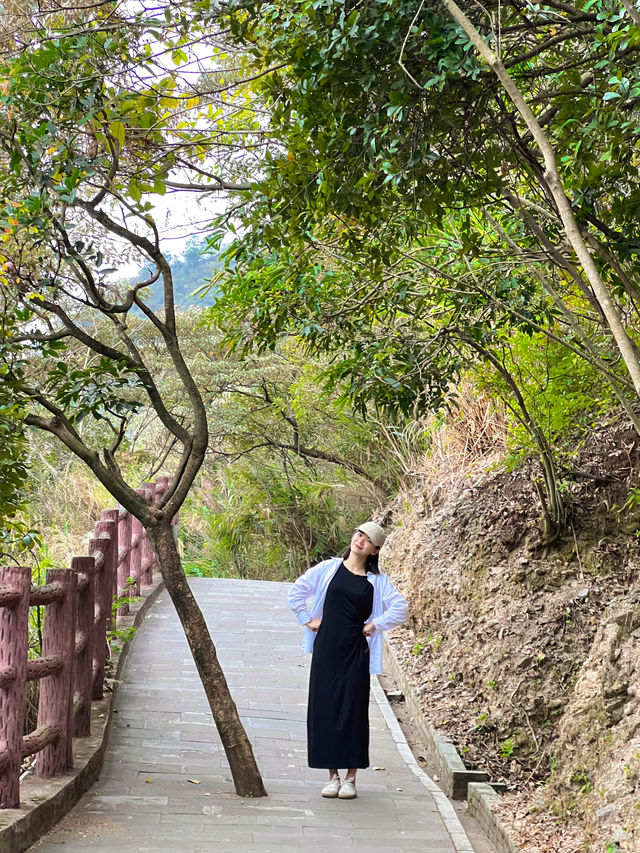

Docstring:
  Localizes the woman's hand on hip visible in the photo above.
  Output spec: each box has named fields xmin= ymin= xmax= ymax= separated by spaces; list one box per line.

xmin=305 ymin=618 xmax=322 ymax=632
xmin=363 ymin=622 xmax=375 ymax=637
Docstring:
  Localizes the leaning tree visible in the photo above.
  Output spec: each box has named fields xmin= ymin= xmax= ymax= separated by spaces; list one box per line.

xmin=0 ymin=0 xmax=271 ymax=796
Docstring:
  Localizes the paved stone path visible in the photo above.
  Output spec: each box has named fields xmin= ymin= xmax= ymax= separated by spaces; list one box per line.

xmin=31 ymin=578 xmax=476 ymax=852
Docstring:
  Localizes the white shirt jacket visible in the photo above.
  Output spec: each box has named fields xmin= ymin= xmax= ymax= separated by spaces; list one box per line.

xmin=287 ymin=556 xmax=409 ymax=674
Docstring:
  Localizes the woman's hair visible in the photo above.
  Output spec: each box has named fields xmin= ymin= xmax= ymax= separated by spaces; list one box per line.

xmin=342 ymin=546 xmax=380 ymax=574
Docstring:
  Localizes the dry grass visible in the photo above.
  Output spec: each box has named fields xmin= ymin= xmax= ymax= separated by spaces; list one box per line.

xmin=379 ymin=381 xmax=508 ymax=512
xmin=443 ymin=382 xmax=509 ymax=459
xmin=27 ymin=448 xmax=111 ymax=568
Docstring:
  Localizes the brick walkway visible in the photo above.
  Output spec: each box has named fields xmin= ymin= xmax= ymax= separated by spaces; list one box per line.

xmin=31 ymin=578 xmax=476 ymax=852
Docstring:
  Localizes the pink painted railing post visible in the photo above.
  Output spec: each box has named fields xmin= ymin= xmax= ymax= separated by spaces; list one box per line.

xmin=36 ymin=569 xmax=77 ymax=777
xmin=153 ymin=474 xmax=179 ymax=556
xmin=153 ymin=477 xmax=171 ymax=576
xmin=89 ymin=530 xmax=111 ymax=701
xmin=100 ymin=509 xmax=119 ymax=622
xmin=129 ymin=520 xmax=142 ymax=590
xmin=72 ymin=557 xmax=95 ymax=738
xmin=0 ymin=566 xmax=30 ymax=808
xmin=117 ymin=509 xmax=133 ymax=613
xmin=155 ymin=476 xmax=170 ymax=508
xmin=132 ymin=488 xmax=147 ymax=586
xmin=140 ymin=485 xmax=155 ymax=587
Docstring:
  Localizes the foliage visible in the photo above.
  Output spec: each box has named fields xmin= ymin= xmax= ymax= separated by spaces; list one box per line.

xmin=205 ymin=0 xmax=640 ymax=540
xmin=191 ymin=461 xmax=353 ymax=579
xmin=472 ymin=330 xmax=618 ymax=469
xmin=14 ymin=304 xmax=396 ymax=580
xmin=0 ymin=301 xmax=38 ymax=551
xmin=220 ymin=0 xmax=640 ymax=255
xmin=0 ymin=382 xmax=30 ymax=541
xmin=20 ymin=443 xmax=111 ymax=565
xmin=499 ymin=737 xmax=516 ymax=760
xmin=108 ymin=579 xmax=142 ymax=649
xmin=3 ymin=0 xmax=640 ymax=601
xmin=182 ymin=557 xmax=227 ymax=579
xmin=211 ymin=216 xmax=532 ymax=420
xmin=213 ymin=0 xmax=640 ymax=368
xmin=0 ymin=1 xmax=246 ymax=517
xmin=179 ymin=336 xmax=398 ymax=578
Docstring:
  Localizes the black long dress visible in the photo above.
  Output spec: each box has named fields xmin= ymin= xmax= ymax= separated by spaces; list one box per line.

xmin=307 ymin=562 xmax=374 ymax=769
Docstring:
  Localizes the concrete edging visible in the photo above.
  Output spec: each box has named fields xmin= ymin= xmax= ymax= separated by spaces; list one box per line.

xmin=382 ymin=636 xmax=522 ymax=853
xmin=372 ymin=677 xmax=475 ymax=853
xmin=382 ymin=638 xmax=490 ymax=798
xmin=468 ymin=783 xmax=521 ymax=853
xmin=0 ymin=579 xmax=165 ymax=853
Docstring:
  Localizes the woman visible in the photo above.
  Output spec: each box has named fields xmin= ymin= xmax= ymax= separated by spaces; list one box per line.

xmin=288 ymin=521 xmax=408 ymax=799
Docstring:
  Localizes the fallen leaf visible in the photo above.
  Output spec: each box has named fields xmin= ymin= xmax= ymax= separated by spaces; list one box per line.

xmin=145 ymin=778 xmax=153 ymax=784
xmin=371 ymin=766 xmax=386 ymax=771
xmin=188 ymin=779 xmax=201 ymax=784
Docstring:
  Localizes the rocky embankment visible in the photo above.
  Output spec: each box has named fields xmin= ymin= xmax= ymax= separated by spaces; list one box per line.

xmin=381 ymin=416 xmax=640 ymax=852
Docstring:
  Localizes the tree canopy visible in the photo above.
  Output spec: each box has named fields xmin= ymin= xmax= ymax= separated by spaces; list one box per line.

xmin=203 ymin=0 xmax=640 ymax=538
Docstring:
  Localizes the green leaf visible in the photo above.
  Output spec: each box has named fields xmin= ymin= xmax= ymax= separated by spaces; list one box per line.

xmin=109 ymin=121 xmax=126 ymax=147
xmin=128 ymin=181 xmax=142 ymax=202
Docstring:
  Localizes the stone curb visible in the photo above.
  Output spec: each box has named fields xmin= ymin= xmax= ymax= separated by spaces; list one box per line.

xmin=468 ymin=783 xmax=521 ymax=853
xmin=372 ymin=677 xmax=475 ymax=853
xmin=382 ymin=637 xmax=521 ymax=852
xmin=0 ymin=578 xmax=165 ymax=853
xmin=382 ymin=639 xmax=490 ymax=798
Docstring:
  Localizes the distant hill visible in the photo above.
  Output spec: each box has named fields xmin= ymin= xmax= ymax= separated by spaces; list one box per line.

xmin=128 ymin=237 xmax=223 ymax=310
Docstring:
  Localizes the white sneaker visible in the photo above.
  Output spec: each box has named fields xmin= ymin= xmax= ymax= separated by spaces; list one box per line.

xmin=338 ymin=778 xmax=357 ymax=799
xmin=321 ymin=775 xmax=341 ymax=797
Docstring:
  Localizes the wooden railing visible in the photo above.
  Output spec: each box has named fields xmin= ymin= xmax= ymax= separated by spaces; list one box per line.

xmin=0 ymin=476 xmax=174 ymax=809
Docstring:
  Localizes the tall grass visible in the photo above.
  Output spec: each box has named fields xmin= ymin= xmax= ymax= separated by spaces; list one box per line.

xmin=376 ymin=380 xmax=508 ymax=512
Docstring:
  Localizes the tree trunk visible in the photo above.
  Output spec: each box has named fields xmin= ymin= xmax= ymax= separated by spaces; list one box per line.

xmin=462 ymin=335 xmax=566 ymax=541
xmin=148 ymin=520 xmax=267 ymax=798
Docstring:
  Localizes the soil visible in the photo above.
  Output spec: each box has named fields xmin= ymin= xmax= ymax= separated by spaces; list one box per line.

xmin=379 ymin=413 xmax=640 ymax=853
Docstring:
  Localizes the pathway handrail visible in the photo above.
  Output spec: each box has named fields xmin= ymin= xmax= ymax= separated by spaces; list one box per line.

xmin=0 ymin=477 xmax=175 ymax=809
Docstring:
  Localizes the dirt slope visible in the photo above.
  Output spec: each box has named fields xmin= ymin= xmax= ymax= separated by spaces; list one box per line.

xmin=380 ymin=415 xmax=640 ymax=852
